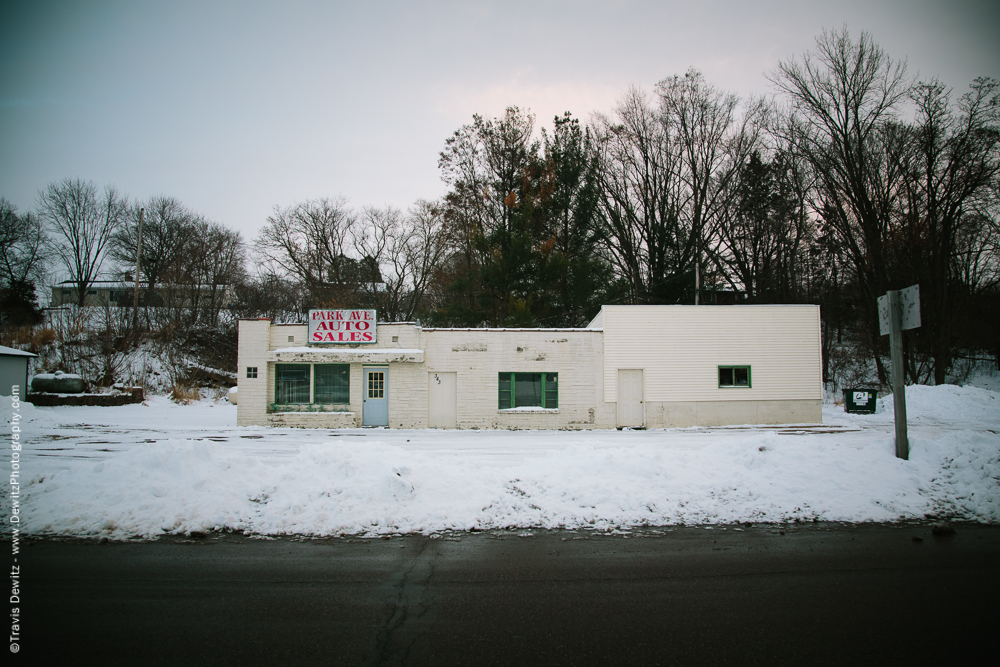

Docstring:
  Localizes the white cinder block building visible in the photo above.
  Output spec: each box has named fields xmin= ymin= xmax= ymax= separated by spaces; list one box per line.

xmin=237 ymin=305 xmax=823 ymax=429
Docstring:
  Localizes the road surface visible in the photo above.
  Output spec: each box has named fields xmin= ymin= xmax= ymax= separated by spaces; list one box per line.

xmin=11 ymin=523 xmax=1000 ymax=666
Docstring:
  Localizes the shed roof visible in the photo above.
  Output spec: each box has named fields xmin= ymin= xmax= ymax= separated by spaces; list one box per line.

xmin=0 ymin=345 xmax=37 ymax=358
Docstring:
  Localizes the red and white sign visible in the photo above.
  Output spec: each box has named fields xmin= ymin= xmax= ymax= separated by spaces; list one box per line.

xmin=307 ymin=309 xmax=376 ymax=344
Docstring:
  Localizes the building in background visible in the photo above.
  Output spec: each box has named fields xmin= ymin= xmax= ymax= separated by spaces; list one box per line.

xmin=50 ymin=280 xmax=234 ymax=308
xmin=237 ymin=305 xmax=823 ymax=429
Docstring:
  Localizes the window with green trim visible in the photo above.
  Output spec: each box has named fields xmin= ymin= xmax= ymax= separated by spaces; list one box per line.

xmin=498 ymin=372 xmax=558 ymax=409
xmin=276 ymin=364 xmax=310 ymax=403
xmin=719 ymin=366 xmax=751 ymax=388
xmin=314 ymin=364 xmax=350 ymax=403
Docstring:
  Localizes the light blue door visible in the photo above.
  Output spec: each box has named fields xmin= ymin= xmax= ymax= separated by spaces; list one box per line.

xmin=362 ymin=367 xmax=389 ymax=426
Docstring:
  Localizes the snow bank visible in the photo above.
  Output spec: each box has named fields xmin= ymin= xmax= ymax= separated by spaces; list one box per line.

xmin=10 ymin=384 xmax=1000 ymax=539
xmin=21 ymin=430 xmax=999 ymax=539
xmin=881 ymin=383 xmax=999 ymax=424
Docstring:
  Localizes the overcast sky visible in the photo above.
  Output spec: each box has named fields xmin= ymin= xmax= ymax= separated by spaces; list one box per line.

xmin=2 ymin=0 xmax=997 ymax=243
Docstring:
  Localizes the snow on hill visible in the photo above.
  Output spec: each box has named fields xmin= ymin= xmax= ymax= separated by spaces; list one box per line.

xmin=4 ymin=383 xmax=998 ymax=539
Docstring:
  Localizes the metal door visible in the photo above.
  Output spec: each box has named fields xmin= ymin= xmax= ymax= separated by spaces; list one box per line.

xmin=428 ymin=372 xmax=457 ymax=428
xmin=617 ymin=368 xmax=644 ymax=427
xmin=362 ymin=367 xmax=389 ymax=426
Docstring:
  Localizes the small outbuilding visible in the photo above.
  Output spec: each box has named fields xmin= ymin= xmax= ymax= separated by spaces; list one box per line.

xmin=0 ymin=345 xmax=37 ymax=397
xmin=237 ymin=305 xmax=823 ymax=430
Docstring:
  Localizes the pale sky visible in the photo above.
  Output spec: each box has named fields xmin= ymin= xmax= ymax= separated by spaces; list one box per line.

xmin=2 ymin=0 xmax=997 ymax=242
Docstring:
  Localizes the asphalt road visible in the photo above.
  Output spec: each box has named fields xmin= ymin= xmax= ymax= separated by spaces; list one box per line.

xmin=9 ymin=523 xmax=1000 ymax=666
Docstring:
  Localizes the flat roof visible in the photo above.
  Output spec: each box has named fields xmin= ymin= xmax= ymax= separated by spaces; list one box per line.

xmin=421 ymin=328 xmax=596 ymax=332
xmin=273 ymin=347 xmax=423 ymax=354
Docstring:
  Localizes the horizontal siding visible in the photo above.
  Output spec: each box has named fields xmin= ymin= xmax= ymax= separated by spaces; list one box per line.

xmin=602 ymin=305 xmax=822 ymax=403
xmin=237 ymin=319 xmax=273 ymax=426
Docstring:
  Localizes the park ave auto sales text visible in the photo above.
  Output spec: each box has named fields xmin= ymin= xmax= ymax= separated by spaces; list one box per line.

xmin=308 ymin=309 xmax=377 ymax=344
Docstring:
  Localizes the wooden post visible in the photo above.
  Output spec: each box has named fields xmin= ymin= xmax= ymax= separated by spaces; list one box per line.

xmin=132 ymin=207 xmax=144 ymax=335
xmin=888 ymin=290 xmax=908 ymax=459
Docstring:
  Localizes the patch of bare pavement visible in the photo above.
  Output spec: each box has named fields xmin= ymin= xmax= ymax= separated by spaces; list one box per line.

xmin=9 ymin=522 xmax=999 ymax=666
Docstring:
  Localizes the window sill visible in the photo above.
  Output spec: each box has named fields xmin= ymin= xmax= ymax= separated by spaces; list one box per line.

xmin=498 ymin=407 xmax=559 ymax=414
xmin=271 ymin=410 xmax=355 ymax=415
xmin=269 ymin=404 xmax=352 ymax=413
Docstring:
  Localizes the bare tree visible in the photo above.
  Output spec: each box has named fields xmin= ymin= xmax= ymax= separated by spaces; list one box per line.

xmin=38 ymin=178 xmax=128 ymax=307
xmin=231 ymin=270 xmax=306 ymax=322
xmin=253 ymin=197 xmax=358 ymax=306
xmin=593 ymin=86 xmax=686 ymax=303
xmin=770 ymin=28 xmax=911 ymax=381
xmin=712 ymin=123 xmax=817 ymax=304
xmin=1 ymin=198 xmax=47 ymax=286
xmin=403 ymin=199 xmax=449 ymax=317
xmin=593 ymin=75 xmax=752 ymax=305
xmin=656 ymin=69 xmax=744 ymax=303
xmin=353 ymin=201 xmax=447 ymax=321
xmin=0 ymin=197 xmax=48 ymax=327
xmin=902 ymin=77 xmax=1000 ymax=382
xmin=173 ymin=217 xmax=246 ymax=328
xmin=110 ymin=196 xmax=198 ymax=295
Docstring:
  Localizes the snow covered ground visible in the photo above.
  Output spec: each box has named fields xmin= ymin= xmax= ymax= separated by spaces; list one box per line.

xmin=3 ymin=384 xmax=998 ymax=539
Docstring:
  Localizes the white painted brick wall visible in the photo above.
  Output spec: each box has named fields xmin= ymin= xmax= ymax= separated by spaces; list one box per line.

xmin=421 ymin=328 xmax=611 ymax=430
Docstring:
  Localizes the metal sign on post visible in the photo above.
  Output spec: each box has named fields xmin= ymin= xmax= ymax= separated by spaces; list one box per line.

xmin=878 ymin=284 xmax=920 ymax=335
xmin=878 ymin=284 xmax=920 ymax=460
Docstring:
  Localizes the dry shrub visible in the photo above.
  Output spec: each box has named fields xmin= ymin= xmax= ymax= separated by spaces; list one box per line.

xmin=0 ymin=325 xmax=57 ymax=350
xmin=169 ymin=384 xmax=200 ymax=404
xmin=35 ymin=328 xmax=57 ymax=347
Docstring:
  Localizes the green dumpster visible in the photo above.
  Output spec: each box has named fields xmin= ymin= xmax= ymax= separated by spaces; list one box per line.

xmin=844 ymin=388 xmax=878 ymax=414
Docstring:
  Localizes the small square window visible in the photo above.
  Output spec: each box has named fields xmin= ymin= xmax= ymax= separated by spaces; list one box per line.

xmin=288 ymin=336 xmax=295 ymax=342
xmin=719 ymin=366 xmax=751 ymax=388
xmin=246 ymin=366 xmax=258 ymax=379
xmin=392 ymin=336 xmax=399 ymax=342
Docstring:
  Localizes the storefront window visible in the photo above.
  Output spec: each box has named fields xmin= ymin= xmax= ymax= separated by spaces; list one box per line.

xmin=275 ymin=364 xmax=310 ymax=404
xmin=498 ymin=373 xmax=558 ymax=409
xmin=314 ymin=364 xmax=350 ymax=403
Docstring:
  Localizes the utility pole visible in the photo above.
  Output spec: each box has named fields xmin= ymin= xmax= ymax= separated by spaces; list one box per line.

xmin=132 ymin=207 xmax=144 ymax=336
xmin=888 ymin=290 xmax=908 ymax=459
xmin=878 ymin=284 xmax=921 ymax=460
